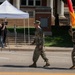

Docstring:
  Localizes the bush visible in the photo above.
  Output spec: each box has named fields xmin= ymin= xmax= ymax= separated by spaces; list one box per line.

xmin=45 ymin=26 xmax=73 ymax=47
xmin=7 ymin=26 xmax=73 ymax=47
xmin=7 ymin=28 xmax=35 ymax=35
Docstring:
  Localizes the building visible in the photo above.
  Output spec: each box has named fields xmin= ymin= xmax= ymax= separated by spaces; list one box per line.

xmin=0 ymin=0 xmax=75 ymax=30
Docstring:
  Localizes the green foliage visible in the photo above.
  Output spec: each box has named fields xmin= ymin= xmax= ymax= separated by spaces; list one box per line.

xmin=7 ymin=26 xmax=73 ymax=47
xmin=45 ymin=26 xmax=73 ymax=47
xmin=7 ymin=28 xmax=35 ymax=35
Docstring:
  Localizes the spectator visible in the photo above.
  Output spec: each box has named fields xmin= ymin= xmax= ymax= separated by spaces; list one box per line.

xmin=2 ymin=18 xmax=8 ymax=47
xmin=0 ymin=23 xmax=5 ymax=48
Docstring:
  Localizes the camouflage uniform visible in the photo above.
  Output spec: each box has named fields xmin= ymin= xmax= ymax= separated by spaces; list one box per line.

xmin=69 ymin=29 xmax=75 ymax=68
xmin=71 ymin=31 xmax=75 ymax=66
xmin=29 ymin=20 xmax=50 ymax=68
xmin=32 ymin=27 xmax=49 ymax=63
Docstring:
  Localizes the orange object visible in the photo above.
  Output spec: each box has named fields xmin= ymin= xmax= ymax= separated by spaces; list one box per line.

xmin=67 ymin=0 xmax=75 ymax=28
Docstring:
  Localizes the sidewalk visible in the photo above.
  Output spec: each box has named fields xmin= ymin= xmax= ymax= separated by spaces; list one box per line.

xmin=0 ymin=45 xmax=73 ymax=52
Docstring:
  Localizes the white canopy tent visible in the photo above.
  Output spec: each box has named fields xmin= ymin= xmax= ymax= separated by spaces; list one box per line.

xmin=0 ymin=0 xmax=30 ymax=45
xmin=0 ymin=0 xmax=29 ymax=18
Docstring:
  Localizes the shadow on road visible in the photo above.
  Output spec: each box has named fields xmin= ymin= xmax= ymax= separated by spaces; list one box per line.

xmin=0 ymin=65 xmax=29 ymax=68
xmin=0 ymin=65 xmax=72 ymax=70
xmin=44 ymin=67 xmax=72 ymax=70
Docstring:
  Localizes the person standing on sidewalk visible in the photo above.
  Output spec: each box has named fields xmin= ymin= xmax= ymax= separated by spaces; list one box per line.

xmin=69 ymin=28 xmax=75 ymax=69
xmin=2 ymin=18 xmax=8 ymax=47
xmin=29 ymin=20 xmax=50 ymax=68
xmin=0 ymin=23 xmax=5 ymax=48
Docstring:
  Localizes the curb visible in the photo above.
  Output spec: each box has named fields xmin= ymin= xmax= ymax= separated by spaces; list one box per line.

xmin=0 ymin=45 xmax=73 ymax=52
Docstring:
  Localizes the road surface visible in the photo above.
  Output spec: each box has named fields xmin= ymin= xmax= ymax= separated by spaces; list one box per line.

xmin=0 ymin=50 xmax=74 ymax=73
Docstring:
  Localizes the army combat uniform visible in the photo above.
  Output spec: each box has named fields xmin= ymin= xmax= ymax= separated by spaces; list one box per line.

xmin=71 ymin=31 xmax=75 ymax=68
xmin=29 ymin=27 xmax=50 ymax=67
xmin=69 ymin=29 xmax=75 ymax=69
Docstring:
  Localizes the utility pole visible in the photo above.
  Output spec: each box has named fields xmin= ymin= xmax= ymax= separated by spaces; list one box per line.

xmin=55 ymin=0 xmax=58 ymax=16
xmin=55 ymin=0 xmax=59 ymax=26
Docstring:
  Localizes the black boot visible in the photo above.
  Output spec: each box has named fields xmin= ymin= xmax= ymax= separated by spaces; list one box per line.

xmin=43 ymin=62 xmax=50 ymax=67
xmin=70 ymin=65 xmax=75 ymax=69
xmin=29 ymin=62 xmax=37 ymax=68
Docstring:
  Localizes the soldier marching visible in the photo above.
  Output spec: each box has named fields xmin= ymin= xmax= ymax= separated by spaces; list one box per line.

xmin=29 ymin=20 xmax=50 ymax=68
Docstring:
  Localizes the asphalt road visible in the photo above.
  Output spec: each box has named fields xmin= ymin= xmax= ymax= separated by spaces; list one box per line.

xmin=0 ymin=50 xmax=75 ymax=73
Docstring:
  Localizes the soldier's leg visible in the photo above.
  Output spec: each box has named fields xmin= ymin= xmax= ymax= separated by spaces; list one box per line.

xmin=40 ymin=48 xmax=50 ymax=67
xmin=70 ymin=45 xmax=75 ymax=69
xmin=72 ymin=45 xmax=75 ymax=66
xmin=33 ymin=47 xmax=41 ymax=63
xmin=72 ymin=31 xmax=75 ymax=66
xmin=29 ymin=47 xmax=41 ymax=67
xmin=41 ymin=49 xmax=48 ymax=62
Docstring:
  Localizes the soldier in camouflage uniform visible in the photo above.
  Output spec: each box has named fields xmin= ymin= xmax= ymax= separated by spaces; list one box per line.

xmin=69 ymin=28 xmax=75 ymax=69
xmin=29 ymin=20 xmax=50 ymax=68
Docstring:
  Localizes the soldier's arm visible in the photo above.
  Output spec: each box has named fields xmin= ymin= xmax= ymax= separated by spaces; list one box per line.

xmin=38 ymin=30 xmax=44 ymax=47
xmin=72 ymin=31 xmax=75 ymax=43
xmin=1 ymin=24 xmax=5 ymax=30
xmin=30 ymin=30 xmax=36 ymax=45
xmin=68 ymin=28 xmax=74 ymax=43
xmin=31 ymin=38 xmax=35 ymax=45
xmin=68 ymin=28 xmax=72 ymax=36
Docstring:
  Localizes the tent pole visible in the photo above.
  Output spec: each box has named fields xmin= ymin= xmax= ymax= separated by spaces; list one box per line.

xmin=24 ymin=19 xmax=26 ymax=44
xmin=14 ymin=24 xmax=17 ymax=46
xmin=28 ymin=18 xmax=30 ymax=44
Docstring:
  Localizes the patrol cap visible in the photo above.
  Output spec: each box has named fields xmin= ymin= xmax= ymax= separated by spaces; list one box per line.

xmin=34 ymin=20 xmax=41 ymax=25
